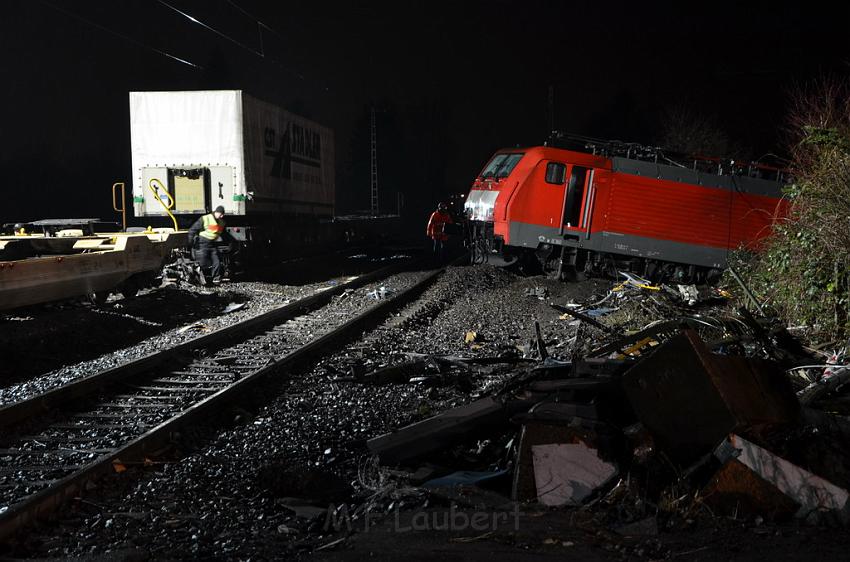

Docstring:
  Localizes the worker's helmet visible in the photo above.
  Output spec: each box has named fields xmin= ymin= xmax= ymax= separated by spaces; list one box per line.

xmin=437 ymin=202 xmax=447 ymax=211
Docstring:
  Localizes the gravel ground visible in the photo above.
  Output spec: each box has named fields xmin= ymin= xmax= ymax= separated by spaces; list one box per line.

xmin=4 ymin=264 xmax=605 ymax=559
xmin=0 ymin=252 xmax=409 ymax=405
xmin=8 ymin=265 xmax=845 ymax=561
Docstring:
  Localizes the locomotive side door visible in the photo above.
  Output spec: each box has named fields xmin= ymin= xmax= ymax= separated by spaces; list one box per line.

xmin=560 ymin=165 xmax=592 ymax=236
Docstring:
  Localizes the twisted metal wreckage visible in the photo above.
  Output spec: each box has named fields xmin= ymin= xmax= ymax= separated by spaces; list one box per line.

xmin=359 ymin=269 xmax=850 ymax=534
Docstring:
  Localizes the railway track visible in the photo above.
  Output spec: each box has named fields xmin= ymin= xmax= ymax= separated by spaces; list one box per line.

xmin=0 ymin=257 xmax=450 ymax=542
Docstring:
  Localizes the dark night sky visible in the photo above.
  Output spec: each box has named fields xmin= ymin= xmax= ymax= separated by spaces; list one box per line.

xmin=1 ymin=0 xmax=848 ymax=226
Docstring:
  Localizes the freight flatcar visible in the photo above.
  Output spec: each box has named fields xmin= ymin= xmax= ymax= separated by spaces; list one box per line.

xmin=464 ymin=136 xmax=789 ymax=282
xmin=0 ymin=223 xmax=186 ymax=311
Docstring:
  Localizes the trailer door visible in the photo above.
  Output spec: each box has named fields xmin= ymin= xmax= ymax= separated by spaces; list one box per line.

xmin=560 ymin=165 xmax=592 ymax=235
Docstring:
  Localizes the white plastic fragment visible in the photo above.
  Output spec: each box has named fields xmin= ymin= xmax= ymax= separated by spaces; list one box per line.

xmin=531 ymin=442 xmax=617 ymax=506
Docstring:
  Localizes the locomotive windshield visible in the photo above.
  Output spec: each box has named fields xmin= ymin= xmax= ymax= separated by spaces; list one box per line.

xmin=481 ymin=153 xmax=524 ymax=179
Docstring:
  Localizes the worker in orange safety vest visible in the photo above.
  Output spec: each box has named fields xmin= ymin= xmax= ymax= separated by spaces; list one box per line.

xmin=426 ymin=202 xmax=453 ymax=262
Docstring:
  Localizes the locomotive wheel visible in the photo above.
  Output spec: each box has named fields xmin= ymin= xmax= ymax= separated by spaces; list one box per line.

xmin=545 ymin=261 xmax=586 ymax=282
xmin=540 ymin=245 xmax=564 ymax=280
xmin=706 ymin=268 xmax=723 ymax=285
xmin=542 ymin=257 xmax=562 ymax=280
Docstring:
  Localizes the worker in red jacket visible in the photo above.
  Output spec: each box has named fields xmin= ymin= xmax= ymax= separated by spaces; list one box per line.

xmin=426 ymin=202 xmax=453 ymax=262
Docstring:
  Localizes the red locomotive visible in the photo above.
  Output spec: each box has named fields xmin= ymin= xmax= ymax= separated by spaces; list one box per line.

xmin=464 ymin=135 xmax=789 ymax=282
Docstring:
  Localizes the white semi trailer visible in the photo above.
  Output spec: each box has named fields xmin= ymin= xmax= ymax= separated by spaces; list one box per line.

xmin=129 ymin=90 xmax=335 ymax=248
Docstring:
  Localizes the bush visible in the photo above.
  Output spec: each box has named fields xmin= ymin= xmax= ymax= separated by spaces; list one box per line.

xmin=726 ymin=78 xmax=850 ymax=341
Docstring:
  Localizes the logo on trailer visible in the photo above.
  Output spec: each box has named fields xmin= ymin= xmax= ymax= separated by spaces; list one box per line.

xmin=264 ymin=123 xmax=322 ymax=180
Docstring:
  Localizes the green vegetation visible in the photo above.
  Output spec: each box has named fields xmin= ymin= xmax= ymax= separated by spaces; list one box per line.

xmin=727 ymin=79 xmax=850 ymax=341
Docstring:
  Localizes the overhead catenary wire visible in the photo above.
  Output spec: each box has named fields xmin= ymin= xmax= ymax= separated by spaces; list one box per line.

xmin=225 ymin=0 xmax=331 ymax=91
xmin=38 ymin=0 xmax=203 ymax=69
xmin=225 ymin=0 xmax=287 ymax=45
xmin=157 ymin=0 xmax=307 ymax=81
xmin=158 ymin=0 xmax=262 ymax=57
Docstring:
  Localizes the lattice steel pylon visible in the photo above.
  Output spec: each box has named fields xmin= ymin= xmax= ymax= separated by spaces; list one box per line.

xmin=370 ymin=106 xmax=379 ymax=216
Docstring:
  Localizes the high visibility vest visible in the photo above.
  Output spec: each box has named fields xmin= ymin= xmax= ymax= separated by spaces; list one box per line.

xmin=199 ymin=213 xmax=225 ymax=241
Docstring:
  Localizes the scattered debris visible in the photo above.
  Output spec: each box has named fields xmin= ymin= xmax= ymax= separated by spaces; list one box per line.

xmin=582 ymin=307 xmax=618 ymax=318
xmin=677 ymin=284 xmax=700 ymax=305
xmin=614 ymin=515 xmax=658 ymax=537
xmin=279 ymin=503 xmax=328 ymax=520
xmin=551 ymin=304 xmax=619 ymax=335
xmin=711 ymin=434 xmax=850 ymax=522
xmin=367 ymin=286 xmax=392 ymax=300
xmin=621 ymin=329 xmax=800 ymax=464
xmin=524 ymin=286 xmax=548 ymax=299
xmin=531 ymin=442 xmax=618 ymax=506
xmin=222 ymin=302 xmax=247 ymax=314
xmin=362 ymin=265 xmax=850 ymax=547
xmin=177 ymin=322 xmax=208 ymax=334
xmin=367 ymin=396 xmax=531 ymax=463
xmin=2 ymin=315 xmax=34 ymax=322
xmin=21 ymin=262 xmax=850 ymax=559
xmin=422 ymin=469 xmax=509 ymax=488
xmin=359 ymin=359 xmax=429 ymax=385
xmin=315 ymin=537 xmax=347 ymax=551
xmin=618 ymin=271 xmax=661 ymax=291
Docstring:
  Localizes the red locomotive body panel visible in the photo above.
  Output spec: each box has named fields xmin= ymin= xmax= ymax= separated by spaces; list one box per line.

xmin=465 ymin=145 xmax=787 ymax=270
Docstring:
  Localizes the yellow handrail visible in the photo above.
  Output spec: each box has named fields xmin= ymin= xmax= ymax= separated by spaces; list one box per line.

xmin=147 ymin=178 xmax=179 ymax=231
xmin=112 ymin=182 xmax=126 ymax=231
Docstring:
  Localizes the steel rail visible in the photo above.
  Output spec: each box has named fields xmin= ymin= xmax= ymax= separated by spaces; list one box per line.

xmin=0 ymin=257 xmax=416 ymax=429
xmin=0 ymin=258 xmax=448 ymax=542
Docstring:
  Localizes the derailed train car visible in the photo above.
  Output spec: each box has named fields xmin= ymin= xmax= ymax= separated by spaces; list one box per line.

xmin=130 ymin=90 xmax=336 ymax=259
xmin=465 ymin=137 xmax=789 ymax=282
xmin=0 ymin=225 xmax=186 ymax=310
xmin=0 ymin=91 xmax=339 ymax=311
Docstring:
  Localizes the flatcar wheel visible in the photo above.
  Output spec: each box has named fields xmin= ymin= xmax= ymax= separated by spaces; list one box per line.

xmin=120 ymin=284 xmax=139 ymax=299
xmin=119 ymin=273 xmax=151 ymax=299
xmin=88 ymin=291 xmax=109 ymax=305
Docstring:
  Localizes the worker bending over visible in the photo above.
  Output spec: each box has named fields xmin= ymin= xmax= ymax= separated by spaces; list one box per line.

xmin=188 ymin=205 xmax=233 ymax=284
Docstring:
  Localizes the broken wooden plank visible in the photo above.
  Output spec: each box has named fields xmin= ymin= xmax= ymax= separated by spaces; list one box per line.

xmin=552 ymin=304 xmax=618 ymax=335
xmin=534 ymin=320 xmax=549 ymax=360
xmin=713 ymin=434 xmax=850 ymax=521
xmin=367 ymin=396 xmax=531 ymax=463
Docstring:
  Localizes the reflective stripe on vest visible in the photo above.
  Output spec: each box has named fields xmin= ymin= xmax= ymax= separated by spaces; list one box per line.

xmin=199 ymin=213 xmax=224 ymax=241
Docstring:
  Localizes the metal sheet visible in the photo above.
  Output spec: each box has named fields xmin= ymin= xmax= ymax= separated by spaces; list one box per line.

xmin=621 ymin=330 xmax=799 ymax=465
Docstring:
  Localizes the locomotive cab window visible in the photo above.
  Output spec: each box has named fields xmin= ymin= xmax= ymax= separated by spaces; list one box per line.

xmin=481 ymin=153 xmax=524 ymax=179
xmin=545 ymin=162 xmax=566 ymax=184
